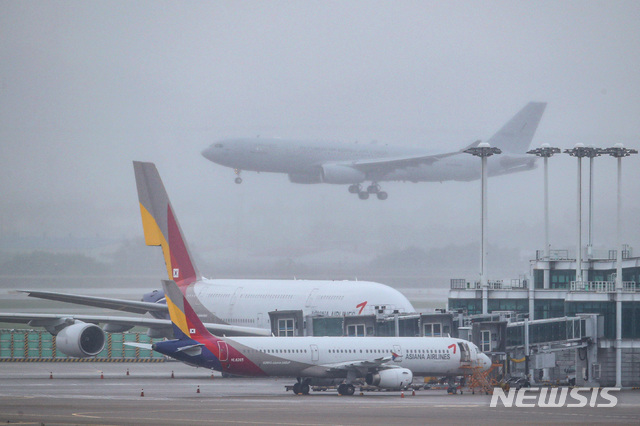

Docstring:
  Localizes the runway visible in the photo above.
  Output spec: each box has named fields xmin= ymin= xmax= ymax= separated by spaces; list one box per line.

xmin=1 ymin=362 xmax=638 ymax=425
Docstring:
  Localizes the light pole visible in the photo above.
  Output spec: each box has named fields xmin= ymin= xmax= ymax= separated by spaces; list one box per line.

xmin=527 ymin=144 xmax=561 ymax=262
xmin=564 ymin=144 xmax=600 ymax=286
xmin=465 ymin=142 xmax=501 ymax=315
xmin=584 ymin=147 xmax=605 ymax=258
xmin=602 ymin=143 xmax=637 ymax=388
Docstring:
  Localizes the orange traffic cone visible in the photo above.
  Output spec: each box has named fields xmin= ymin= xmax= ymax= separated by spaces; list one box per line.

xmin=171 ymin=370 xmax=174 ymax=379
xmin=140 ymin=389 xmax=144 ymax=397
xmin=197 ymin=385 xmax=201 ymax=394
xmin=100 ymin=371 xmax=104 ymax=379
xmin=126 ymin=368 xmax=130 ymax=376
xmin=412 ymin=390 xmax=416 ymax=396
xmin=49 ymin=372 xmax=53 ymax=379
xmin=401 ymin=391 xmax=405 ymax=398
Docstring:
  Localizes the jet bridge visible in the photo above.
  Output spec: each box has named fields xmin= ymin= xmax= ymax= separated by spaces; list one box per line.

xmin=505 ymin=314 xmax=600 ymax=386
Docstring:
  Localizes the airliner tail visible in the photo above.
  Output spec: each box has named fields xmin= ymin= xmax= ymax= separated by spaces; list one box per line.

xmin=487 ymin=102 xmax=547 ymax=153
xmin=133 ymin=161 xmax=200 ymax=288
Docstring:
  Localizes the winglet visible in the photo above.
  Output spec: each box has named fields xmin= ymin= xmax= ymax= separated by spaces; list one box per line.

xmin=133 ymin=162 xmax=200 ymax=288
xmin=487 ymin=102 xmax=547 ymax=153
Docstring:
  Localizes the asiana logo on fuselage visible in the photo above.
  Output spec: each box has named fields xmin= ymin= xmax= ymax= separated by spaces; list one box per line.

xmin=405 ymin=353 xmax=451 ymax=360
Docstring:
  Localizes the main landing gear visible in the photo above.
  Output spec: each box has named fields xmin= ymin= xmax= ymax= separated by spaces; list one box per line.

xmin=292 ymin=378 xmax=310 ymax=395
xmin=234 ymin=169 xmax=242 ymax=184
xmin=337 ymin=383 xmax=355 ymax=396
xmin=347 ymin=183 xmax=388 ymax=201
xmin=292 ymin=382 xmax=310 ymax=395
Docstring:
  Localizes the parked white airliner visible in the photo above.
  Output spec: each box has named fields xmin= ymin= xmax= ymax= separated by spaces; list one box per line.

xmin=0 ymin=162 xmax=415 ymax=358
xmin=146 ymin=280 xmax=491 ymax=395
xmin=202 ymin=102 xmax=546 ymax=200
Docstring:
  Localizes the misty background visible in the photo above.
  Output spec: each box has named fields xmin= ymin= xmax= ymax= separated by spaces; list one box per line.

xmin=1 ymin=1 xmax=639 ymax=304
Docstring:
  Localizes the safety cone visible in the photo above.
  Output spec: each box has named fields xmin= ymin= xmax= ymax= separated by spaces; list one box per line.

xmin=171 ymin=370 xmax=174 ymax=379
xmin=211 ymin=372 xmax=214 ymax=379
xmin=100 ymin=371 xmax=104 ymax=379
xmin=412 ymin=390 xmax=416 ymax=396
xmin=49 ymin=372 xmax=53 ymax=379
xmin=126 ymin=368 xmax=130 ymax=376
xmin=197 ymin=385 xmax=200 ymax=394
xmin=140 ymin=389 xmax=144 ymax=397
xmin=401 ymin=391 xmax=405 ymax=398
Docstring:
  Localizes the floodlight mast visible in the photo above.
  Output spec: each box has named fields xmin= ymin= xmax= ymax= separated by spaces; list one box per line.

xmin=602 ymin=143 xmax=637 ymax=389
xmin=583 ymin=147 xmax=605 ymax=258
xmin=464 ymin=142 xmax=501 ymax=315
xmin=527 ymin=144 xmax=561 ymax=261
xmin=563 ymin=144 xmax=600 ymax=285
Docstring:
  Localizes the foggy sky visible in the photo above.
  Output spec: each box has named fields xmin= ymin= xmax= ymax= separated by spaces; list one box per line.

xmin=1 ymin=1 xmax=639 ymax=279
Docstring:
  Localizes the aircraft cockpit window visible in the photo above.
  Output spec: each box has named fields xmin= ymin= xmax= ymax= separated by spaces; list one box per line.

xmin=214 ymin=143 xmax=224 ymax=148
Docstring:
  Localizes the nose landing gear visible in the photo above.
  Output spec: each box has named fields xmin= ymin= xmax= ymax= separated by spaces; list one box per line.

xmin=234 ymin=169 xmax=242 ymax=184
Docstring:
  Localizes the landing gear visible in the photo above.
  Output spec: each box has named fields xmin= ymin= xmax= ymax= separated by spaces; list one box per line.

xmin=366 ymin=183 xmax=381 ymax=194
xmin=337 ymin=383 xmax=355 ymax=396
xmin=234 ymin=169 xmax=242 ymax=184
xmin=292 ymin=379 xmax=310 ymax=395
xmin=348 ymin=182 xmax=388 ymax=200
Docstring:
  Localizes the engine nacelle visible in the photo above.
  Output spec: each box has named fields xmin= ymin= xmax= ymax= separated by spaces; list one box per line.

xmin=366 ymin=368 xmax=413 ymax=390
xmin=288 ymin=172 xmax=322 ymax=184
xmin=321 ymin=164 xmax=366 ymax=184
xmin=56 ymin=322 xmax=106 ymax=358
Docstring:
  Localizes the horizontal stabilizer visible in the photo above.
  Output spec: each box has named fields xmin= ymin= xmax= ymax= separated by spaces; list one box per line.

xmin=123 ymin=342 xmax=153 ymax=350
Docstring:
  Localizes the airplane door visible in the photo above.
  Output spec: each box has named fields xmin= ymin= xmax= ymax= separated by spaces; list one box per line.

xmin=458 ymin=342 xmax=470 ymax=363
xmin=393 ymin=345 xmax=403 ymax=362
xmin=217 ymin=341 xmax=229 ymax=362
xmin=310 ymin=344 xmax=319 ymax=362
xmin=305 ymin=289 xmax=319 ymax=308
xmin=230 ymin=287 xmax=243 ymax=306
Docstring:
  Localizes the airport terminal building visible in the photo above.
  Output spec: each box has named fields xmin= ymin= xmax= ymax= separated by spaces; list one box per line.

xmin=448 ymin=248 xmax=640 ymax=387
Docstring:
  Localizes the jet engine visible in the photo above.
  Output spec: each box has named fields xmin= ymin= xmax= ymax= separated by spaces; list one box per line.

xmin=366 ymin=368 xmax=413 ymax=389
xmin=55 ymin=322 xmax=106 ymax=358
xmin=321 ymin=164 xmax=366 ymax=184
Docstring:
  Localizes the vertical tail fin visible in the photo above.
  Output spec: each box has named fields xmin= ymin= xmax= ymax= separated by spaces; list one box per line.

xmin=161 ymin=279 xmax=215 ymax=342
xmin=133 ymin=161 xmax=200 ymax=288
xmin=487 ymin=102 xmax=547 ymax=153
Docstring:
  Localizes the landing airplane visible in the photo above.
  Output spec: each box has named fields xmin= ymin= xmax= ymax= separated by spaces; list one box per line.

xmin=144 ymin=279 xmax=491 ymax=395
xmin=202 ymin=102 xmax=546 ymax=200
xmin=0 ymin=162 xmax=415 ymax=358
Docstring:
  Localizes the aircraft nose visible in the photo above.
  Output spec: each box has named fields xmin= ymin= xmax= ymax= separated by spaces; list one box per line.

xmin=201 ymin=145 xmax=216 ymax=161
xmin=202 ymin=142 xmax=229 ymax=162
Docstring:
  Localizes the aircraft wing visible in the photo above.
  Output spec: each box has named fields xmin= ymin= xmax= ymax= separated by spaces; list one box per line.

xmin=17 ymin=290 xmax=168 ymax=315
xmin=321 ymin=356 xmax=396 ymax=373
xmin=0 ymin=313 xmax=270 ymax=337
xmin=342 ymin=141 xmax=480 ymax=175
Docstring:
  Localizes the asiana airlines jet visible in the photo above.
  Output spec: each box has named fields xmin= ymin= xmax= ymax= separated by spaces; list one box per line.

xmin=141 ymin=280 xmax=491 ymax=396
xmin=202 ymin=102 xmax=546 ymax=200
xmin=0 ymin=162 xmax=415 ymax=358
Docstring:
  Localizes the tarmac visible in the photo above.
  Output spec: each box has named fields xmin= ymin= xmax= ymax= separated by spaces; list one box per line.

xmin=1 ymin=362 xmax=639 ymax=425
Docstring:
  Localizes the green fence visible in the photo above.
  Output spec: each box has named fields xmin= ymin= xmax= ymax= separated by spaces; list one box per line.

xmin=0 ymin=329 xmax=166 ymax=362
